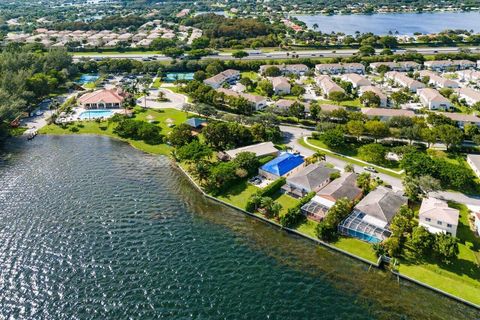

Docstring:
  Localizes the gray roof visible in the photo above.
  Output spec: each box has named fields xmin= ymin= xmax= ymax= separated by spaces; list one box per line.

xmin=317 ymin=172 xmax=362 ymax=201
xmin=286 ymin=163 xmax=338 ymax=191
xmin=354 ymin=186 xmax=407 ymax=224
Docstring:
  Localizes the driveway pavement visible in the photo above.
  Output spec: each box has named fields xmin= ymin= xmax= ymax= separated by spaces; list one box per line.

xmin=137 ymin=88 xmax=187 ymax=110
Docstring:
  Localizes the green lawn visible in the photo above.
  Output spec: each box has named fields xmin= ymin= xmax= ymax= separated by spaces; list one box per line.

xmin=398 ymin=203 xmax=480 ymax=306
xmin=294 ymin=218 xmax=378 ymax=263
xmin=73 ymin=50 xmax=161 ymax=56
xmin=272 ymin=192 xmax=300 ymax=214
xmin=299 ymin=137 xmax=404 ymax=177
xmin=241 ymin=71 xmax=260 ymax=81
xmin=317 ymin=99 xmax=363 ymax=108
xmin=152 ymin=78 xmax=162 ymax=89
xmin=216 ymin=180 xmax=260 ymax=209
xmin=39 ymin=108 xmax=190 ymax=156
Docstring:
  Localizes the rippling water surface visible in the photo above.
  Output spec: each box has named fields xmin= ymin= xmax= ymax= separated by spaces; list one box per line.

xmin=0 ymin=136 xmax=478 ymax=319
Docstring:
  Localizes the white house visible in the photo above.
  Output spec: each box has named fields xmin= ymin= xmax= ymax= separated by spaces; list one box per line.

xmin=385 ymin=71 xmax=425 ymax=93
xmin=216 ymin=88 xmax=267 ymax=110
xmin=315 ymin=75 xmax=345 ymax=98
xmin=457 ymin=70 xmax=480 ymax=82
xmin=358 ymin=86 xmax=388 ymax=108
xmin=315 ymin=63 xmax=365 ymax=74
xmin=203 ymin=69 xmax=240 ymax=89
xmin=341 ymin=73 xmax=371 ymax=88
xmin=419 ymin=197 xmax=459 ymax=237
xmin=439 ymin=112 xmax=480 ymax=129
xmin=455 ymin=87 xmax=480 ymax=106
xmin=271 ymin=77 xmax=291 ymax=95
xmin=417 ymin=88 xmax=453 ymax=111
xmin=370 ymin=61 xmax=421 ymax=73
xmin=259 ymin=64 xmax=309 ymax=76
xmin=424 ymin=60 xmax=476 ymax=71
xmin=467 ymin=154 xmax=480 ymax=178
xmin=418 ymin=70 xmax=459 ymax=89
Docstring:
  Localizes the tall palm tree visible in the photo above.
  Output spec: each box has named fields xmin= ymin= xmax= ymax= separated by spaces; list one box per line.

xmin=312 ymin=23 xmax=319 ymax=31
xmin=313 ymin=151 xmax=326 ymax=162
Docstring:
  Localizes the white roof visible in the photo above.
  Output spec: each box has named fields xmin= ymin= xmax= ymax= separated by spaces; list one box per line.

xmin=225 ymin=142 xmax=278 ymax=159
xmin=419 ymin=197 xmax=459 ymax=226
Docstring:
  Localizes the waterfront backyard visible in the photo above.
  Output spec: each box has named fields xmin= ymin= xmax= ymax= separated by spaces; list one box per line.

xmin=39 ymin=108 xmax=190 ymax=155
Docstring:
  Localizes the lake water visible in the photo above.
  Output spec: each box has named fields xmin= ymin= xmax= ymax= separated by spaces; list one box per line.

xmin=0 ymin=135 xmax=478 ymax=319
xmin=294 ymin=12 xmax=480 ymax=35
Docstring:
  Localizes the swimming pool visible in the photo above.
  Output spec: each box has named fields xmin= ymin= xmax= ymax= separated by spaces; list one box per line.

xmin=79 ymin=110 xmax=114 ymax=120
xmin=77 ymin=74 xmax=100 ymax=85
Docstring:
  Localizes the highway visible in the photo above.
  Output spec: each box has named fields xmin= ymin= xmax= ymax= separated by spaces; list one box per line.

xmin=72 ymin=46 xmax=480 ymax=62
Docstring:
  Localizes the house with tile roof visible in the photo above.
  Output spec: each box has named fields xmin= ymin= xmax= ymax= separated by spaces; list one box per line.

xmin=315 ymin=75 xmax=345 ymax=98
xmin=418 ymin=70 xmax=459 ymax=89
xmin=270 ymin=77 xmax=291 ymax=95
xmin=282 ymin=163 xmax=338 ymax=198
xmin=78 ymin=89 xmax=125 ymax=109
xmin=385 ymin=71 xmax=425 ymax=93
xmin=338 ymin=186 xmax=407 ymax=243
xmin=203 ymin=69 xmax=240 ymax=89
xmin=370 ymin=61 xmax=421 ymax=73
xmin=341 ymin=73 xmax=371 ymax=88
xmin=417 ymin=88 xmax=453 ymax=111
xmin=358 ymin=86 xmax=388 ymax=107
xmin=301 ymin=173 xmax=362 ymax=221
xmin=419 ymin=197 xmax=459 ymax=237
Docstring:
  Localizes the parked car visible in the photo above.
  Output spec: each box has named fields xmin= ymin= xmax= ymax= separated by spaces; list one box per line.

xmin=363 ymin=166 xmax=377 ymax=173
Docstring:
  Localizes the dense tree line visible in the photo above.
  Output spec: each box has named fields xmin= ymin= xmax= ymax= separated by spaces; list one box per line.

xmin=0 ymin=45 xmax=76 ymax=142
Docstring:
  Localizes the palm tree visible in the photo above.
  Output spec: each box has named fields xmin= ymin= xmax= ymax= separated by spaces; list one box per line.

xmin=142 ymin=87 xmax=149 ymax=108
xmin=312 ymin=23 xmax=319 ymax=31
xmin=313 ymin=151 xmax=326 ymax=162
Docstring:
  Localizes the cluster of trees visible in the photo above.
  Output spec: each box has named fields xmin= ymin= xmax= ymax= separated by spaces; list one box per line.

xmin=190 ymin=151 xmax=261 ymax=195
xmin=182 ymin=14 xmax=281 ymax=48
xmin=0 ymin=46 xmax=76 ymax=142
xmin=278 ymin=191 xmax=315 ymax=227
xmin=113 ymin=118 xmax=163 ymax=145
xmin=374 ymin=206 xmax=459 ymax=263
xmin=315 ymin=198 xmax=353 ymax=241
xmin=400 ymin=150 xmax=475 ymax=191
xmin=245 ymin=178 xmax=286 ymax=218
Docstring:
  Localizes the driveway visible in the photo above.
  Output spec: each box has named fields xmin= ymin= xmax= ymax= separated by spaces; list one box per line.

xmin=137 ymin=88 xmax=187 ymax=110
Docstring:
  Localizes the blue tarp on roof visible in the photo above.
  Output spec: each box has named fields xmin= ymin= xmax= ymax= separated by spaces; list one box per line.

xmin=260 ymin=152 xmax=304 ymax=177
xmin=185 ymin=117 xmax=206 ymax=128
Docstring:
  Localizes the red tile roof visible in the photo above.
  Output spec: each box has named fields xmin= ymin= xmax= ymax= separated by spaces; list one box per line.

xmin=78 ymin=89 xmax=125 ymax=105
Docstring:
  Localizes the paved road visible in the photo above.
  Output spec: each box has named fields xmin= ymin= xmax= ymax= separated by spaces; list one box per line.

xmin=72 ymin=46 xmax=480 ymax=62
xmin=280 ymin=124 xmax=480 ymax=205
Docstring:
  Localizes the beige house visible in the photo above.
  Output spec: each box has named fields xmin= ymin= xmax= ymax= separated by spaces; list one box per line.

xmin=417 ymin=88 xmax=453 ymax=111
xmin=271 ymin=77 xmax=291 ymax=95
xmin=78 ymin=89 xmax=125 ymax=109
xmin=315 ymin=75 xmax=345 ymax=98
xmin=419 ymin=197 xmax=459 ymax=237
